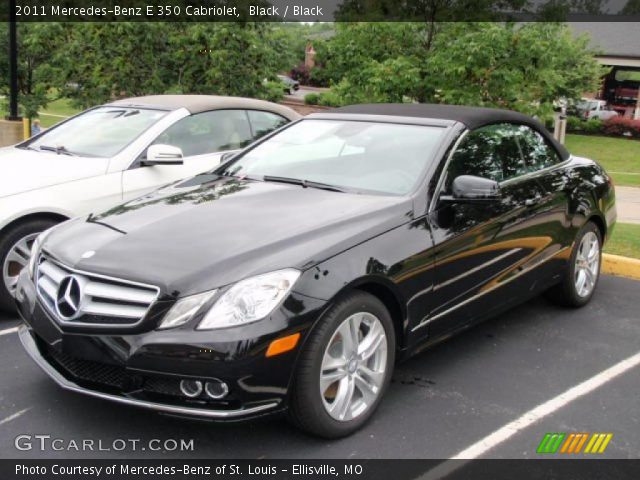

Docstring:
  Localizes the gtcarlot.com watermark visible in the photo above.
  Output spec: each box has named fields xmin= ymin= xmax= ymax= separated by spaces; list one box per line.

xmin=15 ymin=434 xmax=195 ymax=452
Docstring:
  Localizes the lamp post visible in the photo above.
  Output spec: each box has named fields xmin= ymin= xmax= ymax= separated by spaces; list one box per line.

xmin=6 ymin=0 xmax=21 ymax=121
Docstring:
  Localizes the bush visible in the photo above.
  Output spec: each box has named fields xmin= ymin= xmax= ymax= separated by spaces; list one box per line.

xmin=262 ymin=81 xmax=285 ymax=103
xmin=582 ymin=118 xmax=604 ymax=134
xmin=290 ymin=63 xmax=331 ymax=88
xmin=308 ymin=67 xmax=331 ymax=88
xmin=289 ymin=63 xmax=311 ymax=85
xmin=602 ymin=117 xmax=640 ymax=139
xmin=317 ymin=91 xmax=344 ymax=107
xmin=566 ymin=116 xmax=603 ymax=134
xmin=304 ymin=93 xmax=320 ymax=105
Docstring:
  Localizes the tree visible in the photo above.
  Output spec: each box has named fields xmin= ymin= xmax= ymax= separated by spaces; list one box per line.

xmin=0 ymin=23 xmax=65 ymax=117
xmin=333 ymin=57 xmax=422 ymax=104
xmin=56 ymin=23 xmax=176 ymax=108
xmin=315 ymin=22 xmax=602 ymax=116
xmin=56 ymin=23 xmax=284 ymax=108
xmin=314 ymin=22 xmax=424 ymax=86
xmin=421 ymin=23 xmax=603 ymax=115
xmin=190 ymin=23 xmax=283 ymax=100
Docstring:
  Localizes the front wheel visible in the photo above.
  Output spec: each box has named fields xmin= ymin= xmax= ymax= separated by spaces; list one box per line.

xmin=546 ymin=221 xmax=602 ymax=308
xmin=288 ymin=291 xmax=395 ymax=438
xmin=0 ymin=219 xmax=58 ymax=313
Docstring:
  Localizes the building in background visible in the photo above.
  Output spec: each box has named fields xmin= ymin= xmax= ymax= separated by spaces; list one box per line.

xmin=572 ymin=22 xmax=640 ymax=119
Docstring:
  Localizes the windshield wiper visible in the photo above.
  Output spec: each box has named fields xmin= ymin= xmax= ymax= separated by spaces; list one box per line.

xmin=262 ymin=175 xmax=347 ymax=193
xmin=38 ymin=145 xmax=77 ymax=156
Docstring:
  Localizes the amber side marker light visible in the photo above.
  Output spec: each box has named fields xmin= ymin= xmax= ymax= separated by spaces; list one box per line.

xmin=266 ymin=333 xmax=301 ymax=357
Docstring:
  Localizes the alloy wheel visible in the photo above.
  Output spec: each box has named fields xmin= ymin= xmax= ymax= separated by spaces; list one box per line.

xmin=574 ymin=231 xmax=600 ymax=298
xmin=319 ymin=312 xmax=388 ymax=422
xmin=2 ymin=232 xmax=39 ymax=298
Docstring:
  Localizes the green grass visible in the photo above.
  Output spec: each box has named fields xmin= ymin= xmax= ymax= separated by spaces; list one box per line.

xmin=1 ymin=96 xmax=80 ymax=128
xmin=41 ymin=97 xmax=79 ymax=116
xmin=29 ymin=97 xmax=80 ymax=128
xmin=604 ymin=223 xmax=640 ymax=259
xmin=565 ymin=134 xmax=640 ymax=187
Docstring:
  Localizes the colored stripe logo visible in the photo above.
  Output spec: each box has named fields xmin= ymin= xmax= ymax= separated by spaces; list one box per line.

xmin=537 ymin=433 xmax=613 ymax=454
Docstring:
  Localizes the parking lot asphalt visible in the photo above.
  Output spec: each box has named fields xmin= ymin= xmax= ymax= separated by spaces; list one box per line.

xmin=0 ymin=275 xmax=638 ymax=460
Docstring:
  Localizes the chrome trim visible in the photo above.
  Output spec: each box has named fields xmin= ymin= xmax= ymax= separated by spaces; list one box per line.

xmin=406 ymin=241 xmax=524 ymax=309
xmin=411 ymin=246 xmax=570 ymax=332
xmin=433 ymin=248 xmax=522 ymax=291
xmin=428 ymin=130 xmax=469 ymax=213
xmin=499 ymin=157 xmax=572 ymax=188
xmin=36 ymin=253 xmax=160 ymax=329
xmin=18 ymin=326 xmax=279 ymax=419
xmin=428 ymin=130 xmax=572 ymax=212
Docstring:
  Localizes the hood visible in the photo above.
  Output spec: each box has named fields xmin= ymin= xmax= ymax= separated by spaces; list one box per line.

xmin=0 ymin=147 xmax=109 ymax=198
xmin=44 ymin=174 xmax=413 ymax=297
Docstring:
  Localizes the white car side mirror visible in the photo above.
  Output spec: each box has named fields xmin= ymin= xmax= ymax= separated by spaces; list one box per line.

xmin=144 ymin=144 xmax=184 ymax=166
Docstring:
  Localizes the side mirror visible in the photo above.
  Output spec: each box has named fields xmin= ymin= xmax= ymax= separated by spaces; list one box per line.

xmin=143 ymin=144 xmax=184 ymax=166
xmin=442 ymin=175 xmax=501 ymax=202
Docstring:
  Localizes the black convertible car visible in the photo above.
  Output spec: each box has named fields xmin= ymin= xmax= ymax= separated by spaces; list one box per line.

xmin=15 ymin=104 xmax=616 ymax=438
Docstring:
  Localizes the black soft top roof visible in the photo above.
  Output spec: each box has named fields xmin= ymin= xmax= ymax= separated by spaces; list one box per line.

xmin=332 ymin=103 xmax=569 ymax=159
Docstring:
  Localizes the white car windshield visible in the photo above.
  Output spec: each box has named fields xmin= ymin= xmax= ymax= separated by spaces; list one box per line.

xmin=27 ymin=107 xmax=168 ymax=158
xmin=220 ymin=119 xmax=446 ymax=195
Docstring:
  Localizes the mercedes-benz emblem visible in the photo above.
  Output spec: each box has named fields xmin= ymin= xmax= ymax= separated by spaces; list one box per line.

xmin=55 ymin=276 xmax=82 ymax=319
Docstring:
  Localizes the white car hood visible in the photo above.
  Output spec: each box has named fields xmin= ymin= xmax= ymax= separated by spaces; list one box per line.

xmin=0 ymin=147 xmax=110 ymax=198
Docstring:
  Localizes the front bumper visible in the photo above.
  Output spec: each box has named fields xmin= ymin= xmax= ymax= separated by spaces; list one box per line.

xmin=18 ymin=326 xmax=278 ymax=419
xmin=15 ymin=270 xmax=325 ymax=421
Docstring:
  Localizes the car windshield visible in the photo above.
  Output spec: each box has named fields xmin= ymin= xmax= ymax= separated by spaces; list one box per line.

xmin=26 ymin=107 xmax=168 ymax=158
xmin=218 ymin=119 xmax=446 ymax=195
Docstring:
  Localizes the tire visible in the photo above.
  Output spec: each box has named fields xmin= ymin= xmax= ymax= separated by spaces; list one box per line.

xmin=546 ymin=221 xmax=602 ymax=308
xmin=0 ymin=218 xmax=58 ymax=313
xmin=288 ymin=291 xmax=396 ymax=438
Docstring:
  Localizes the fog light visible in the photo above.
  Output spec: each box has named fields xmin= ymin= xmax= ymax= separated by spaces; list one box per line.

xmin=179 ymin=379 xmax=203 ymax=398
xmin=205 ymin=380 xmax=229 ymax=399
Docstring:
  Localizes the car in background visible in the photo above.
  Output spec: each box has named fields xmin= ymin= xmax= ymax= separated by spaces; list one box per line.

xmin=278 ymin=75 xmax=300 ymax=95
xmin=0 ymin=95 xmax=300 ymax=312
xmin=575 ymin=98 xmax=619 ymax=120
xmin=16 ymin=104 xmax=615 ymax=438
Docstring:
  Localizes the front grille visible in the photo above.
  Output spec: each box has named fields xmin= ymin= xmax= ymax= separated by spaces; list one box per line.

xmin=144 ymin=377 xmax=182 ymax=397
xmin=44 ymin=344 xmax=186 ymax=399
xmin=47 ymin=347 xmax=126 ymax=388
xmin=36 ymin=254 xmax=159 ymax=327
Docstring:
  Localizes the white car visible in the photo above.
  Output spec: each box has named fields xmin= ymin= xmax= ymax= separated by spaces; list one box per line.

xmin=0 ymin=95 xmax=300 ymax=312
xmin=576 ymin=98 xmax=619 ymax=120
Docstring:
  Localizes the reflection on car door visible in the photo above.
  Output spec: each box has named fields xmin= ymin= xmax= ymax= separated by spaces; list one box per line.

xmin=421 ymin=123 xmax=549 ymax=338
xmin=121 ymin=109 xmax=254 ymax=202
xmin=514 ymin=125 xmax=573 ymax=280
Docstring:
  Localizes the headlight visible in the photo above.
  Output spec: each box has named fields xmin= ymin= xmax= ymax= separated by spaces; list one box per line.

xmin=157 ymin=290 xmax=217 ymax=330
xmin=197 ymin=269 xmax=300 ymax=330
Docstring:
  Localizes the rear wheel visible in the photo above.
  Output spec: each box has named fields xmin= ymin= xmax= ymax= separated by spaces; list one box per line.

xmin=546 ymin=221 xmax=602 ymax=308
xmin=288 ymin=291 xmax=395 ymax=438
xmin=0 ymin=219 xmax=58 ymax=313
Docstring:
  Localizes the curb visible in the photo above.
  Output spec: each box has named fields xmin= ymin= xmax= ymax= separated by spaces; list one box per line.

xmin=602 ymin=253 xmax=640 ymax=281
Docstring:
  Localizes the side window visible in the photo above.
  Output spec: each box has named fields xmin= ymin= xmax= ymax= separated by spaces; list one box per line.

xmin=443 ymin=123 xmax=527 ymax=193
xmin=518 ymin=126 xmax=562 ymax=172
xmin=153 ymin=110 xmax=252 ymax=157
xmin=248 ymin=110 xmax=289 ymax=140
